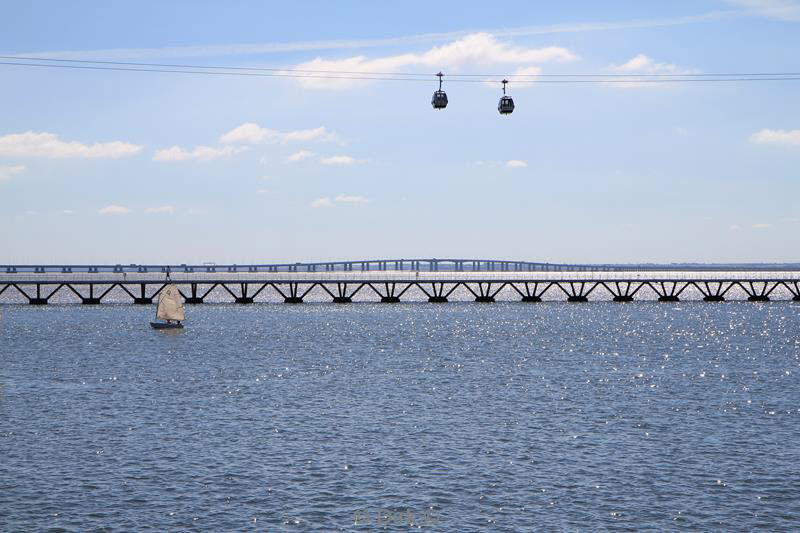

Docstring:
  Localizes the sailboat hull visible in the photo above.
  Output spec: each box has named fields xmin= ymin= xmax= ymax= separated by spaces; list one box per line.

xmin=150 ymin=322 xmax=184 ymax=329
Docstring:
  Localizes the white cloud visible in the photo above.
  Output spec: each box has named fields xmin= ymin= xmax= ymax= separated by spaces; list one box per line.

xmin=220 ymin=123 xmax=336 ymax=144
xmin=56 ymin=209 xmax=74 ymax=215
xmin=749 ymin=129 xmax=800 ymax=146
xmin=153 ymin=145 xmax=243 ymax=161
xmin=506 ymin=160 xmax=528 ymax=168
xmin=335 ymin=194 xmax=369 ymax=204
xmin=607 ymin=54 xmax=699 ymax=88
xmin=321 ymin=155 xmax=357 ymax=165
xmin=144 ymin=205 xmax=176 ymax=214
xmin=291 ymin=33 xmax=576 ymax=89
xmin=310 ymin=197 xmax=334 ymax=208
xmin=287 ymin=150 xmax=314 ymax=162
xmin=0 ymin=165 xmax=25 ymax=181
xmin=0 ymin=131 xmax=142 ymax=159
xmin=752 ymin=223 xmax=772 ymax=229
xmin=726 ymin=0 xmax=800 ymax=21
xmin=98 ymin=205 xmax=130 ymax=215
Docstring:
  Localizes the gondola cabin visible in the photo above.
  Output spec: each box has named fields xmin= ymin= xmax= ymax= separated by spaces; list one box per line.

xmin=498 ymin=78 xmax=514 ymax=115
xmin=498 ymin=95 xmax=515 ymax=115
xmin=432 ymin=90 xmax=448 ymax=109
xmin=431 ymin=71 xmax=448 ymax=109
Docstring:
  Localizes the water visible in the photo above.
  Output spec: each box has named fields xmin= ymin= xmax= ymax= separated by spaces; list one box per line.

xmin=1 ymin=302 xmax=799 ymax=531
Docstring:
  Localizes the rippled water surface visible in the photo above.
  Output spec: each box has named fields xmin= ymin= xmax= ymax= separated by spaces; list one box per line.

xmin=1 ymin=302 xmax=799 ymax=531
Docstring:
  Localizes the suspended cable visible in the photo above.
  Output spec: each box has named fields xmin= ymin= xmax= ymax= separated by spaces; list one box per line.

xmin=1 ymin=55 xmax=799 ymax=78
xmin=1 ymin=58 xmax=799 ymax=83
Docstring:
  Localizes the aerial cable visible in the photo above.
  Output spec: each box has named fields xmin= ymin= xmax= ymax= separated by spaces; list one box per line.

xmin=0 ymin=55 xmax=799 ymax=82
xmin=0 ymin=58 xmax=799 ymax=83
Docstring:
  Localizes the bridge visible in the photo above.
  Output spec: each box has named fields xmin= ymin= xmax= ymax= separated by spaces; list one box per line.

xmin=2 ymin=259 xmax=800 ymax=304
xmin=4 ymin=258 xmax=800 ymax=274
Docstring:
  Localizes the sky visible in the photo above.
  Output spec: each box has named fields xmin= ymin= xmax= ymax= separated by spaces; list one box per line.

xmin=0 ymin=0 xmax=798 ymax=264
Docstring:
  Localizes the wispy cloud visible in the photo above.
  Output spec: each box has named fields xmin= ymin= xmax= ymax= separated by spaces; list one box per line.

xmin=22 ymin=13 xmax=736 ymax=60
xmin=220 ymin=123 xmax=336 ymax=144
xmin=0 ymin=164 xmax=25 ymax=181
xmin=310 ymin=197 xmax=334 ymax=208
xmin=606 ymin=54 xmax=699 ymax=88
xmin=287 ymin=150 xmax=314 ymax=162
xmin=749 ymin=128 xmax=800 ymax=146
xmin=144 ymin=205 xmax=176 ymax=214
xmin=98 ymin=205 xmax=130 ymax=215
xmin=506 ymin=160 xmax=528 ymax=168
xmin=321 ymin=155 xmax=358 ymax=165
xmin=725 ymin=0 xmax=800 ymax=21
xmin=311 ymin=194 xmax=370 ymax=208
xmin=752 ymin=223 xmax=772 ymax=229
xmin=0 ymin=132 xmax=142 ymax=159
xmin=55 ymin=209 xmax=74 ymax=215
xmin=335 ymin=194 xmax=369 ymax=204
xmin=153 ymin=145 xmax=244 ymax=161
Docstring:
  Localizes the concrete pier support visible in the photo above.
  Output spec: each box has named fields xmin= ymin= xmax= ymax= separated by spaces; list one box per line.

xmin=794 ymin=295 xmax=800 ymax=302
xmin=333 ymin=296 xmax=352 ymax=303
xmin=703 ymin=295 xmax=725 ymax=302
xmin=185 ymin=297 xmax=204 ymax=304
xmin=284 ymin=296 xmax=303 ymax=304
xmin=474 ymin=296 xmax=495 ymax=302
xmin=521 ymin=295 xmax=542 ymax=302
xmin=235 ymin=297 xmax=254 ymax=304
xmin=613 ymin=295 xmax=634 ymax=302
xmin=134 ymin=297 xmax=153 ymax=304
xmin=748 ymin=295 xmax=769 ymax=302
xmin=29 ymin=298 xmax=48 ymax=305
xmin=567 ymin=295 xmax=589 ymax=302
xmin=428 ymin=296 xmax=448 ymax=303
xmin=381 ymin=296 xmax=401 ymax=303
xmin=658 ymin=295 xmax=680 ymax=302
xmin=81 ymin=298 xmax=101 ymax=305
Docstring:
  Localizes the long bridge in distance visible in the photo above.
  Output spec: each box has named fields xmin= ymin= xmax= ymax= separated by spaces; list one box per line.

xmin=2 ymin=258 xmax=800 ymax=305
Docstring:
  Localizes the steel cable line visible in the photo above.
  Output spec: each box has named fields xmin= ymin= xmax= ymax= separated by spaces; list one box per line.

xmin=1 ymin=55 xmax=799 ymax=78
xmin=1 ymin=59 xmax=799 ymax=83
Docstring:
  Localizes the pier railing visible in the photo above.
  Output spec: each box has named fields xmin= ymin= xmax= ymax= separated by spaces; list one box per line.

xmin=4 ymin=258 xmax=800 ymax=275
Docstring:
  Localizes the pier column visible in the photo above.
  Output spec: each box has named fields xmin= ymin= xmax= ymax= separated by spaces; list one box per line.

xmin=235 ymin=284 xmax=254 ymax=304
xmin=30 ymin=284 xmax=48 ymax=305
xmin=81 ymin=283 xmax=101 ymax=304
xmin=133 ymin=283 xmax=152 ymax=304
xmin=185 ymin=283 xmax=204 ymax=304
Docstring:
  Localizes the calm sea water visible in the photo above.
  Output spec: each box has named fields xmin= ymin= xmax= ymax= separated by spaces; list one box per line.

xmin=1 ymin=302 xmax=799 ymax=531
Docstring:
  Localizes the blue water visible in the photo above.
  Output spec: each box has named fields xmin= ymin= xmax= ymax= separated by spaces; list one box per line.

xmin=1 ymin=302 xmax=799 ymax=531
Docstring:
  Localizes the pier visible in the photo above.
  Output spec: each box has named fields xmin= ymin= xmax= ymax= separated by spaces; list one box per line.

xmin=2 ymin=259 xmax=800 ymax=305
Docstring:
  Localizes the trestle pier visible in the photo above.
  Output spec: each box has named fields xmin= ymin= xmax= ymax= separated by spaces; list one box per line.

xmin=3 ymin=273 xmax=800 ymax=305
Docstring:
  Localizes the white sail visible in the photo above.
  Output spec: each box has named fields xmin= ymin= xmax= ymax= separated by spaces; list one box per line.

xmin=156 ymin=284 xmax=185 ymax=321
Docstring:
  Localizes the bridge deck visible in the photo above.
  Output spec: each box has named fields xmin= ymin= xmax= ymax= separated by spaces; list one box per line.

xmin=2 ymin=269 xmax=800 ymax=304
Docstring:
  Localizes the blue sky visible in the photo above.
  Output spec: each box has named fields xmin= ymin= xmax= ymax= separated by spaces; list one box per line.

xmin=1 ymin=0 xmax=798 ymax=264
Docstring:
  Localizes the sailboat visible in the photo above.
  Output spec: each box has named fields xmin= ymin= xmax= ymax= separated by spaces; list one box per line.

xmin=150 ymin=283 xmax=185 ymax=329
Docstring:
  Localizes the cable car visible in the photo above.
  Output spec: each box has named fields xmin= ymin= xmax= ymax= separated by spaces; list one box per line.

xmin=498 ymin=79 xmax=514 ymax=115
xmin=431 ymin=72 xmax=448 ymax=109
